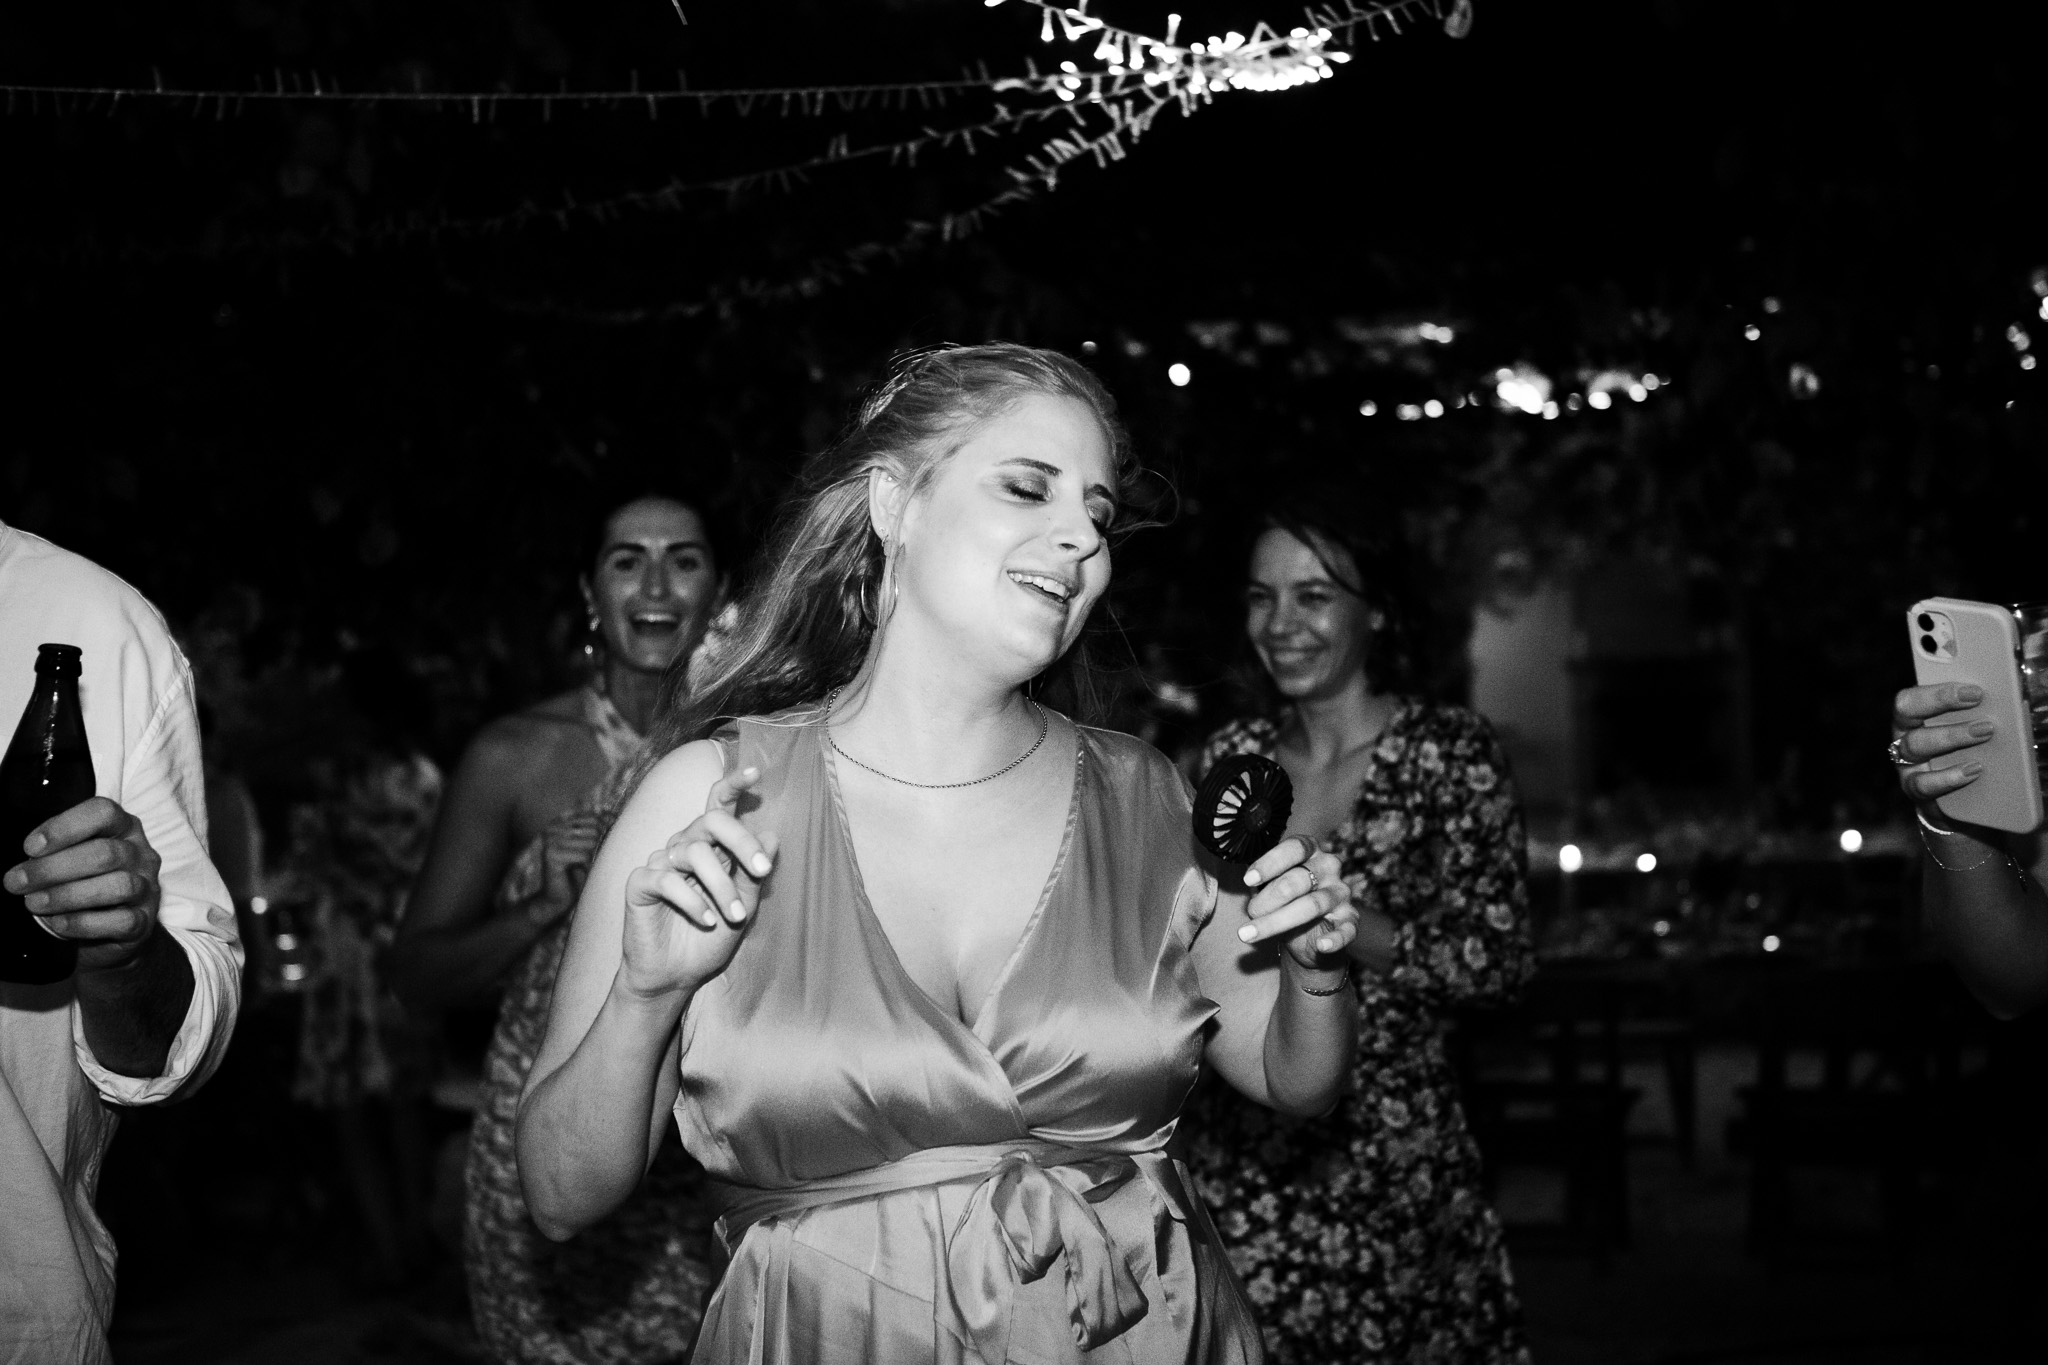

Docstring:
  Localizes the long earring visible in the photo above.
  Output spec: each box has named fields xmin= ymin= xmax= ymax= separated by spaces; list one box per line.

xmin=584 ymin=608 xmax=603 ymax=673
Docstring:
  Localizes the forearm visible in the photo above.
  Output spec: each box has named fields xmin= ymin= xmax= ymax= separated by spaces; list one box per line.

xmin=1923 ymin=844 xmax=2048 ymax=1019
xmin=74 ymin=924 xmax=196 ymax=1078
xmin=517 ymin=973 xmax=690 ymax=1239
xmin=1260 ymin=961 xmax=1357 ymax=1116
xmin=392 ymin=913 xmax=548 ymax=1011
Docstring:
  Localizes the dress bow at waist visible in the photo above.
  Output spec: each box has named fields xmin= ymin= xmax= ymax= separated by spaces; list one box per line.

xmin=709 ymin=1140 xmax=1198 ymax=1362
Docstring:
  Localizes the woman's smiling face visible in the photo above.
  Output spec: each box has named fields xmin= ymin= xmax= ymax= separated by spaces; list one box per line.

xmin=584 ymin=497 xmax=721 ymax=674
xmin=886 ymin=392 xmax=1117 ymax=681
xmin=1246 ymin=527 xmax=1375 ymax=703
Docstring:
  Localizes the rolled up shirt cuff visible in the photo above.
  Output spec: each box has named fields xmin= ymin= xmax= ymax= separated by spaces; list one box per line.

xmin=72 ymin=918 xmax=240 ymax=1106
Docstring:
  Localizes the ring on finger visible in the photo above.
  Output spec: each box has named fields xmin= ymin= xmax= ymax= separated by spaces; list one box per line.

xmin=1303 ymin=863 xmax=1319 ymax=894
xmin=1887 ymin=735 xmax=1915 ymax=768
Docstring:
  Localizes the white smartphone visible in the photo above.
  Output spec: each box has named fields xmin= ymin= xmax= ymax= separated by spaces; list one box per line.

xmin=1908 ymin=597 xmax=2045 ymax=834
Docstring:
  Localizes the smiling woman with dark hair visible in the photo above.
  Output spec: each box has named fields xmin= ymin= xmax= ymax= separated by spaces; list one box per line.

xmin=389 ymin=492 xmax=729 ymax=1364
xmin=1179 ymin=490 xmax=1536 ymax=1365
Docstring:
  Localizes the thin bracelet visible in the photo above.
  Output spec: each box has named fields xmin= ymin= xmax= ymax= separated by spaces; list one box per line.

xmin=1916 ymin=809 xmax=2007 ymax=873
xmin=1297 ymin=973 xmax=1352 ymax=997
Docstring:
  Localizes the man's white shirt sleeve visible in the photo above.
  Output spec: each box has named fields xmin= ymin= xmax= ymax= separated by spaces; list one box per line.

xmin=69 ymin=664 xmax=242 ymax=1105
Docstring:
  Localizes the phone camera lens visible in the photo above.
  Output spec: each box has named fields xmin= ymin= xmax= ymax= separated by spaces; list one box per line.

xmin=1921 ymin=633 xmax=1938 ymax=653
xmin=1917 ymin=613 xmax=1935 ymax=632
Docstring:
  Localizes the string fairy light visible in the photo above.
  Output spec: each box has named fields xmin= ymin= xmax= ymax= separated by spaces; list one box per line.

xmin=0 ymin=70 xmax=1032 ymax=123
xmin=0 ymin=0 xmax=1455 ymax=120
xmin=0 ymin=0 xmax=1465 ymax=315
xmin=987 ymin=0 xmax=1461 ymax=108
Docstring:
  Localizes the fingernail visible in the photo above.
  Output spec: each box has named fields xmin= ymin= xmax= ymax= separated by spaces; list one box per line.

xmin=729 ymin=899 xmax=747 ymax=920
xmin=743 ymin=766 xmax=760 ymax=779
xmin=750 ymin=853 xmax=772 ymax=875
xmin=1964 ymin=761 xmax=1985 ymax=776
xmin=24 ymin=892 xmax=45 ymax=912
xmin=1243 ymin=869 xmax=1262 ymax=886
xmin=1970 ymin=720 xmax=1995 ymax=737
xmin=1318 ymin=937 xmax=1335 ymax=953
xmin=1 ymin=870 xmax=19 ymax=893
xmin=23 ymin=832 xmax=45 ymax=855
xmin=1960 ymin=684 xmax=1984 ymax=702
xmin=1238 ymin=924 xmax=1257 ymax=942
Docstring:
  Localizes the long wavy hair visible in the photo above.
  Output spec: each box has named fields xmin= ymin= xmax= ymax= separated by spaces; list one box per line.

xmin=640 ymin=343 xmax=1144 ymax=766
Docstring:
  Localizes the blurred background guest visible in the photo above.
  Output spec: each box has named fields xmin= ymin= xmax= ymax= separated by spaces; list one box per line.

xmin=390 ymin=493 xmax=727 ymax=1363
xmin=1181 ymin=492 xmax=1536 ymax=1364
xmin=277 ymin=647 xmax=445 ymax=1288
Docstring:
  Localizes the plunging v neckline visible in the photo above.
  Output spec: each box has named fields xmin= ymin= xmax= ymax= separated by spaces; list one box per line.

xmin=818 ymin=717 xmax=1084 ymax=1043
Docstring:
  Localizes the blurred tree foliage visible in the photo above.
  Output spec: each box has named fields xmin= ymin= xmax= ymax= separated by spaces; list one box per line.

xmin=0 ymin=0 xmax=2041 ymax=828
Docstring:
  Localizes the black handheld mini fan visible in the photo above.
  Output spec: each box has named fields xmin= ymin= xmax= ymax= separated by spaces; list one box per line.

xmin=1192 ymin=754 xmax=1295 ymax=864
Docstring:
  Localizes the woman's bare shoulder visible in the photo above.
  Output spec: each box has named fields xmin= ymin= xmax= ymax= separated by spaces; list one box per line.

xmin=607 ymin=741 xmax=726 ymax=834
xmin=459 ymin=693 xmax=596 ymax=782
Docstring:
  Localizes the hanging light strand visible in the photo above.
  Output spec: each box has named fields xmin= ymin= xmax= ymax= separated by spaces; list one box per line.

xmin=0 ymin=0 xmax=1459 ymax=119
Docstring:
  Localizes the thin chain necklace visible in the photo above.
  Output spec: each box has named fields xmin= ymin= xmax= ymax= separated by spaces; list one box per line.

xmin=823 ymin=690 xmax=1049 ymax=790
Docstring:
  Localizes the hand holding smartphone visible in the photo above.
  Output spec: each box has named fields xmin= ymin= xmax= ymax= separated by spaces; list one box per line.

xmin=1903 ymin=598 xmax=2047 ymax=834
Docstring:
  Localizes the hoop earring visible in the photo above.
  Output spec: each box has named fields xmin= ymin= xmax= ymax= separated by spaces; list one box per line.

xmin=860 ymin=573 xmax=880 ymax=628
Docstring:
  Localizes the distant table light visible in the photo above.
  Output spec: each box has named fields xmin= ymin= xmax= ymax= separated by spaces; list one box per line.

xmin=1588 ymin=390 xmax=1612 ymax=410
xmin=1558 ymin=843 xmax=1583 ymax=873
xmin=250 ymin=896 xmax=269 ymax=917
xmin=1839 ymin=828 xmax=1864 ymax=854
xmin=1167 ymin=363 xmax=1191 ymax=387
xmin=1762 ymin=934 xmax=1782 ymax=953
xmin=1635 ymin=852 xmax=1658 ymax=873
xmin=1743 ymin=324 xmax=1762 ymax=341
xmin=1423 ymin=399 xmax=1444 ymax=418
xmin=1359 ymin=399 xmax=1378 ymax=416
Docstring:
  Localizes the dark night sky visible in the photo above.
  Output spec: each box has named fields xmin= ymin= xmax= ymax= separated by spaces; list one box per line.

xmin=2 ymin=0 xmax=2043 ymax=819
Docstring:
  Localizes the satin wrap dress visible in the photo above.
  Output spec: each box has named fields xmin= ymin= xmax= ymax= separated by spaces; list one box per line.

xmin=677 ymin=712 xmax=1263 ymax=1365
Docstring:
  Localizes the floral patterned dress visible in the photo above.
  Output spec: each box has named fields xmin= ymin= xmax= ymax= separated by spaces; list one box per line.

xmin=464 ymin=686 xmax=718 ymax=1365
xmin=1181 ymin=701 xmax=1535 ymax=1365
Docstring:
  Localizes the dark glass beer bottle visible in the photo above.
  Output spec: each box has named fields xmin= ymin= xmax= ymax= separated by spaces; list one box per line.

xmin=0 ymin=645 xmax=95 ymax=984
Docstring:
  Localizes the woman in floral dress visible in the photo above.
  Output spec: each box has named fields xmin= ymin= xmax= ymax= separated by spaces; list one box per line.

xmin=1181 ymin=498 xmax=1535 ymax=1364
xmin=390 ymin=494 xmax=728 ymax=1363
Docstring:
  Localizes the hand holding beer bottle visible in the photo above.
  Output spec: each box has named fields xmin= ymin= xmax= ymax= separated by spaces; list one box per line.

xmin=1 ymin=644 xmax=166 ymax=984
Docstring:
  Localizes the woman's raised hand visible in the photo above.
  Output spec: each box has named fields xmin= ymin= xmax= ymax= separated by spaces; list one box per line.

xmin=1238 ymin=835 xmax=1359 ymax=972
xmin=619 ymin=765 xmax=777 ymax=1000
xmin=1892 ymin=681 xmax=1992 ymax=813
